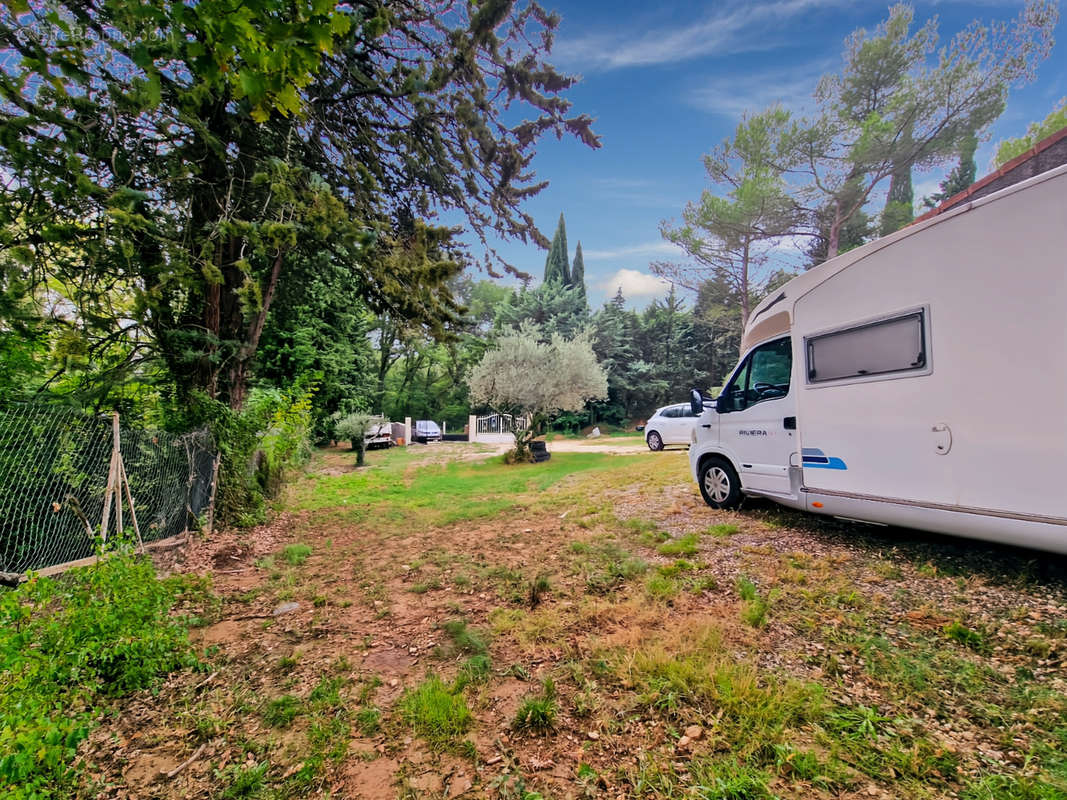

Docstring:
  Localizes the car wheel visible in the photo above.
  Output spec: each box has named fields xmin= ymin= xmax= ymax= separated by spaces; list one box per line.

xmin=646 ymin=431 xmax=664 ymax=451
xmin=698 ymin=457 xmax=742 ymax=509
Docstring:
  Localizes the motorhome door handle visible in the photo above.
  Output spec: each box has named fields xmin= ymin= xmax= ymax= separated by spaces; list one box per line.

xmin=783 ymin=417 xmax=797 ymax=430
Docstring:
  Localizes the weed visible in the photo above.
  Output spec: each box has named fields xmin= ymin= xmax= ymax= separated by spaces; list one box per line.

xmin=218 ymin=761 xmax=269 ymax=798
xmin=736 ymin=576 xmax=770 ymax=627
xmin=707 ymin=523 xmax=740 ymax=538
xmin=961 ymin=774 xmax=1067 ymax=800
xmin=645 ymin=573 xmax=680 ymax=601
xmin=355 ymin=707 xmax=381 ymax=736
xmin=658 ymin=559 xmax=695 ymax=577
xmin=456 ymin=654 xmax=492 ymax=688
xmin=400 ymin=675 xmax=472 ymax=749
xmin=513 ymin=679 xmax=558 ymax=733
xmin=262 ymin=694 xmax=302 ymax=727
xmin=281 ymin=543 xmax=312 ymax=566
xmin=276 ymin=653 xmax=299 ymax=673
xmin=440 ymin=618 xmax=489 ymax=656
xmin=688 ymin=757 xmax=775 ymax=800
xmin=411 ymin=580 xmax=441 ymax=594
xmin=944 ymin=621 xmax=990 ymax=654
xmin=658 ymin=533 xmax=699 ymax=557
xmin=528 ymin=573 xmax=551 ymax=608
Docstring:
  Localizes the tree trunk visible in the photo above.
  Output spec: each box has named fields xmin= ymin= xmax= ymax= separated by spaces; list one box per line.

xmin=826 ymin=199 xmax=844 ymax=261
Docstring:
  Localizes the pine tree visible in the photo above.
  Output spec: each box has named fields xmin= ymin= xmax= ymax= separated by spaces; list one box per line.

xmin=880 ymin=160 xmax=915 ymax=235
xmin=571 ymin=241 xmax=587 ymax=304
xmin=543 ymin=213 xmax=570 ymax=284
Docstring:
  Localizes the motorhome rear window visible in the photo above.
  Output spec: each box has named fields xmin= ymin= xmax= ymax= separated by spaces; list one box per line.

xmin=806 ymin=310 xmax=926 ymax=383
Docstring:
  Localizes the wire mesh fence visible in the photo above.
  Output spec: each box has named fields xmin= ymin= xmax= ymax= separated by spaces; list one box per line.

xmin=0 ymin=404 xmax=216 ymax=575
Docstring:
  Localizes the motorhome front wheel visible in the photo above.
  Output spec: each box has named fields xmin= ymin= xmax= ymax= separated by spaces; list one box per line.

xmin=698 ymin=458 xmax=742 ymax=510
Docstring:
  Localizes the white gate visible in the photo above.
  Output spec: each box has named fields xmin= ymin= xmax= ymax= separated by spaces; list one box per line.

xmin=470 ymin=412 xmax=529 ymax=444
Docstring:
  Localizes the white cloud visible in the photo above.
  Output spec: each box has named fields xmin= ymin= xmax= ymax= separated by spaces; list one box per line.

xmin=583 ymin=241 xmax=682 ymax=260
xmin=554 ymin=0 xmax=849 ymax=71
xmin=599 ymin=268 xmax=672 ymax=299
xmin=686 ymin=59 xmax=834 ymax=118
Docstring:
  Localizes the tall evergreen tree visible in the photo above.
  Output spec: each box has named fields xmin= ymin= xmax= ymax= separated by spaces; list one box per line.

xmin=543 ymin=213 xmax=570 ymax=284
xmin=571 ymin=241 xmax=587 ymax=304
xmin=923 ymin=134 xmax=979 ymax=208
xmin=880 ymin=156 xmax=915 ymax=235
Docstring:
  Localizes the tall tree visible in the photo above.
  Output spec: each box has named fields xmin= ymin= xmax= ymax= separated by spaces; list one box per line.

xmin=922 ymin=133 xmax=978 ymax=208
xmin=656 ymin=107 xmax=802 ymax=328
xmin=798 ymin=1 xmax=1057 ymax=259
xmin=543 ymin=213 xmax=570 ymax=285
xmin=571 ymin=241 xmax=587 ymax=305
xmin=0 ymin=0 xmax=599 ymax=409
xmin=496 ymin=280 xmax=589 ymax=340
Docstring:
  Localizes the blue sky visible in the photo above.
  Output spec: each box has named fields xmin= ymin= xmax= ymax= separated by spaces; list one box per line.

xmin=470 ymin=0 xmax=1066 ymax=309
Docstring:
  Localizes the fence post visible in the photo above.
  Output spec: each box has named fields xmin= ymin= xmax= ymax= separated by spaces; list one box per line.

xmin=468 ymin=414 xmax=477 ymax=442
xmin=404 ymin=416 xmax=411 ymax=445
xmin=205 ymin=452 xmax=221 ymax=537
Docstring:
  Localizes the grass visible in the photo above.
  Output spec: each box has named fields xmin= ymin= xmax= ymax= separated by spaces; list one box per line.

xmin=281 ymin=543 xmax=312 ymax=566
xmin=513 ymin=679 xmax=558 ymax=733
xmin=657 ymin=533 xmax=699 ymax=556
xmin=400 ymin=675 xmax=473 ymax=749
xmin=287 ymin=450 xmax=625 ymax=529
xmin=68 ymin=445 xmax=1067 ymax=798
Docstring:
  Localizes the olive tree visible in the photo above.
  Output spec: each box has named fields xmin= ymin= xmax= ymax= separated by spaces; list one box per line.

xmin=468 ymin=324 xmax=607 ymax=462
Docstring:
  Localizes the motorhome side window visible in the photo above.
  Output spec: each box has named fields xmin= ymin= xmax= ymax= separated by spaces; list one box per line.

xmin=806 ymin=310 xmax=926 ymax=384
xmin=721 ymin=337 xmax=791 ymax=412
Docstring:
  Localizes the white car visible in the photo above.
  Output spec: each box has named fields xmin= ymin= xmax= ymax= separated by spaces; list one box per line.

xmin=644 ymin=403 xmax=700 ymax=451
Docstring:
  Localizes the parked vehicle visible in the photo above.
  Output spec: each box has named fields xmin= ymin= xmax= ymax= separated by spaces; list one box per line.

xmin=644 ymin=403 xmax=700 ymax=451
xmin=413 ymin=420 xmax=442 ymax=443
xmin=365 ymin=416 xmax=393 ymax=449
xmin=688 ymin=163 xmax=1067 ymax=555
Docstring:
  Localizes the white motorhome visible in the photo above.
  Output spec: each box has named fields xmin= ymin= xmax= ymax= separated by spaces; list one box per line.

xmin=688 ymin=163 xmax=1067 ymax=555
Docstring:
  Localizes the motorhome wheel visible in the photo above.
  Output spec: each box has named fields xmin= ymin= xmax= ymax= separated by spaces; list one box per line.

xmin=698 ymin=458 xmax=742 ymax=509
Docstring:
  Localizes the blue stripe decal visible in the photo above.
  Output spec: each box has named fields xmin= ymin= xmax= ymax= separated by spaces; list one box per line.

xmin=803 ymin=457 xmax=848 ymax=470
xmin=802 ymin=447 xmax=847 ymax=470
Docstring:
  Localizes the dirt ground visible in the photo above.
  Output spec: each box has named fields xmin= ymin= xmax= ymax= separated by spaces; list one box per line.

xmin=79 ymin=443 xmax=1067 ymax=800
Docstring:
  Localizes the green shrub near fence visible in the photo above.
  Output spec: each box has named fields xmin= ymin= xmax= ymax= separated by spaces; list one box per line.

xmin=0 ymin=550 xmax=205 ymax=799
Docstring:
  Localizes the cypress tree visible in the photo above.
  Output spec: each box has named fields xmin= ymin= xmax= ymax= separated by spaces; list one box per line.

xmin=543 ymin=213 xmax=570 ymax=284
xmin=571 ymin=241 xmax=587 ymax=304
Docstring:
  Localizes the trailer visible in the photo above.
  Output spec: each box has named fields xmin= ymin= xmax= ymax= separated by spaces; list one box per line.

xmin=365 ymin=416 xmax=393 ymax=449
xmin=688 ymin=163 xmax=1067 ymax=555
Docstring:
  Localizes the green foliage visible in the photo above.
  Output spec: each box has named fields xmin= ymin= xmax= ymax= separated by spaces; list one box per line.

xmin=658 ymin=534 xmax=699 ymax=557
xmin=262 ymin=695 xmax=301 ymax=728
xmin=400 ymin=675 xmax=473 ymax=749
xmin=688 ymin=758 xmax=776 ymax=800
xmin=281 ymin=543 xmax=312 ymax=567
xmin=513 ymin=679 xmax=558 ymax=733
xmin=0 ymin=0 xmax=597 ymax=411
xmin=0 ymin=552 xmax=200 ymax=797
xmin=806 ymin=2 xmax=1057 ymax=258
xmin=468 ymin=324 xmax=608 ymax=461
xmin=994 ymin=98 xmax=1067 ymax=167
xmin=334 ymin=412 xmax=373 ymax=449
xmin=174 ymin=388 xmax=312 ymax=526
xmin=943 ymin=621 xmax=990 ymax=654
xmin=543 ymin=212 xmax=571 ymax=285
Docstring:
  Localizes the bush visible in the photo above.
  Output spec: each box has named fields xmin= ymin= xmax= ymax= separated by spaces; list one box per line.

xmin=0 ymin=551 xmax=202 ymax=797
xmin=170 ymin=388 xmax=313 ymax=527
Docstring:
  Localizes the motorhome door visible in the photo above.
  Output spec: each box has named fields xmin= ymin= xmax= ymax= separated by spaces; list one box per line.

xmin=717 ymin=337 xmax=796 ymax=495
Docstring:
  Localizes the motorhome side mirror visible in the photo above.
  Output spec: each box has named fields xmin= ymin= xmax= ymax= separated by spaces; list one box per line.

xmin=689 ymin=388 xmax=703 ymax=416
xmin=715 ymin=394 xmax=729 ymax=414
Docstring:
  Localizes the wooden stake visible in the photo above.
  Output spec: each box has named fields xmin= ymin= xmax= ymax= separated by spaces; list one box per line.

xmin=119 ymin=459 xmax=144 ymax=554
xmin=112 ymin=413 xmax=123 ymax=538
